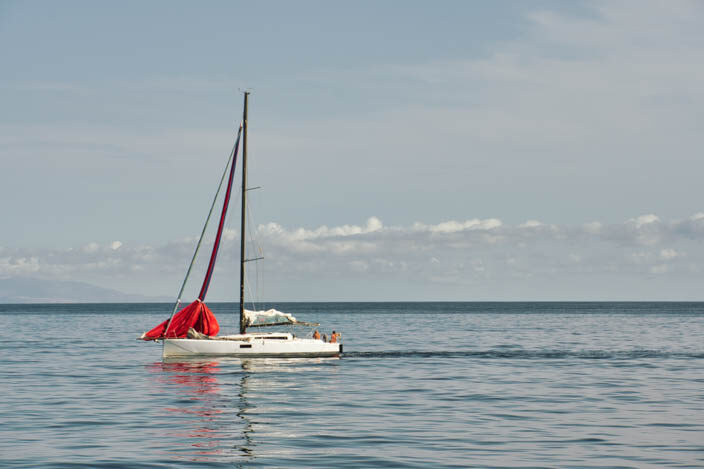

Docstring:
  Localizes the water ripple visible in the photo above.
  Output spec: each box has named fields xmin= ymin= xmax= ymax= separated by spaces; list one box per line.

xmin=1 ymin=302 xmax=703 ymax=468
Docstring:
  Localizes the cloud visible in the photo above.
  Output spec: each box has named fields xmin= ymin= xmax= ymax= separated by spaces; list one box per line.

xmin=2 ymin=212 xmax=703 ymax=300
xmin=629 ymin=214 xmax=660 ymax=229
xmin=520 ymin=220 xmax=543 ymax=229
xmin=660 ymin=248 xmax=679 ymax=260
xmin=412 ymin=218 xmax=502 ymax=234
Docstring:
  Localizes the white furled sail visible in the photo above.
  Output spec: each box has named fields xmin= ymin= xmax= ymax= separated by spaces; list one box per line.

xmin=244 ymin=308 xmax=296 ymax=326
xmin=243 ymin=309 xmax=320 ymax=328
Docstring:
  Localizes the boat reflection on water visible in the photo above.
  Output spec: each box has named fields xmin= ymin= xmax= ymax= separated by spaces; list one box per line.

xmin=146 ymin=356 xmax=339 ymax=464
xmin=146 ymin=358 xmax=256 ymax=464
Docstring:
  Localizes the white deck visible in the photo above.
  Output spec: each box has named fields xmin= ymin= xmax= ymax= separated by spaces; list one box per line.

xmin=162 ymin=332 xmax=342 ymax=358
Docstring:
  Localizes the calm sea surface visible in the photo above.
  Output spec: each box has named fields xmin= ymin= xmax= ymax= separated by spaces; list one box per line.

xmin=1 ymin=302 xmax=703 ymax=468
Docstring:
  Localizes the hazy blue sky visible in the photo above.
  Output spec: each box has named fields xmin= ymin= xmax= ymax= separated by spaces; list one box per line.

xmin=1 ymin=1 xmax=702 ymax=300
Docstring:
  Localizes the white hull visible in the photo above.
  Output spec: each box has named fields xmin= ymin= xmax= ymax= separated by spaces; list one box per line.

xmin=162 ymin=332 xmax=341 ymax=358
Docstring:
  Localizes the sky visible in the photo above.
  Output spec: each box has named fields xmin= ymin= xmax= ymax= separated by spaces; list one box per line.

xmin=1 ymin=0 xmax=703 ymax=300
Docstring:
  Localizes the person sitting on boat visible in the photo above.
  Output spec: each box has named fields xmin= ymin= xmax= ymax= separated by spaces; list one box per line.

xmin=312 ymin=330 xmax=320 ymax=340
xmin=330 ymin=330 xmax=338 ymax=343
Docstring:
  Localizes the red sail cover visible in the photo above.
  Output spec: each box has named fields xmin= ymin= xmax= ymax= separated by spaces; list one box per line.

xmin=142 ymin=300 xmax=219 ymax=340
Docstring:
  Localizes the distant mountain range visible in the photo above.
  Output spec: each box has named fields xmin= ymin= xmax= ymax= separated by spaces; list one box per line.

xmin=0 ymin=277 xmax=169 ymax=303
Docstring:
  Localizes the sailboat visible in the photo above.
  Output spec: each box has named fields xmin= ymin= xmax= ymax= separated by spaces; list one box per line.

xmin=141 ymin=92 xmax=342 ymax=358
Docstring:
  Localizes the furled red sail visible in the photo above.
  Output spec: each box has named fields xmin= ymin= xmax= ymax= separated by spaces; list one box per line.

xmin=198 ymin=125 xmax=241 ymax=302
xmin=141 ymin=300 xmax=219 ymax=340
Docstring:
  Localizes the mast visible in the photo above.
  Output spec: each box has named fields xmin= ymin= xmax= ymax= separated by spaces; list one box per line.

xmin=239 ymin=92 xmax=249 ymax=334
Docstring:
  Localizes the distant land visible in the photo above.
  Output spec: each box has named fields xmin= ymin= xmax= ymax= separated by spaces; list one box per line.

xmin=0 ymin=277 xmax=169 ymax=303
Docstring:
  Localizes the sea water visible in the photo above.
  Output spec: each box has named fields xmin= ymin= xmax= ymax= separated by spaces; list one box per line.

xmin=0 ymin=302 xmax=703 ymax=468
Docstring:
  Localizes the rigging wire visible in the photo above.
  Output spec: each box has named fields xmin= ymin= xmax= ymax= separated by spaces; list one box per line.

xmin=244 ymin=198 xmax=261 ymax=314
xmin=163 ymin=128 xmax=241 ymax=337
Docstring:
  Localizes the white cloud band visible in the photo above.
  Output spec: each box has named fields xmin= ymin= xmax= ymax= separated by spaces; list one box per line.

xmin=2 ymin=213 xmax=703 ymax=300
